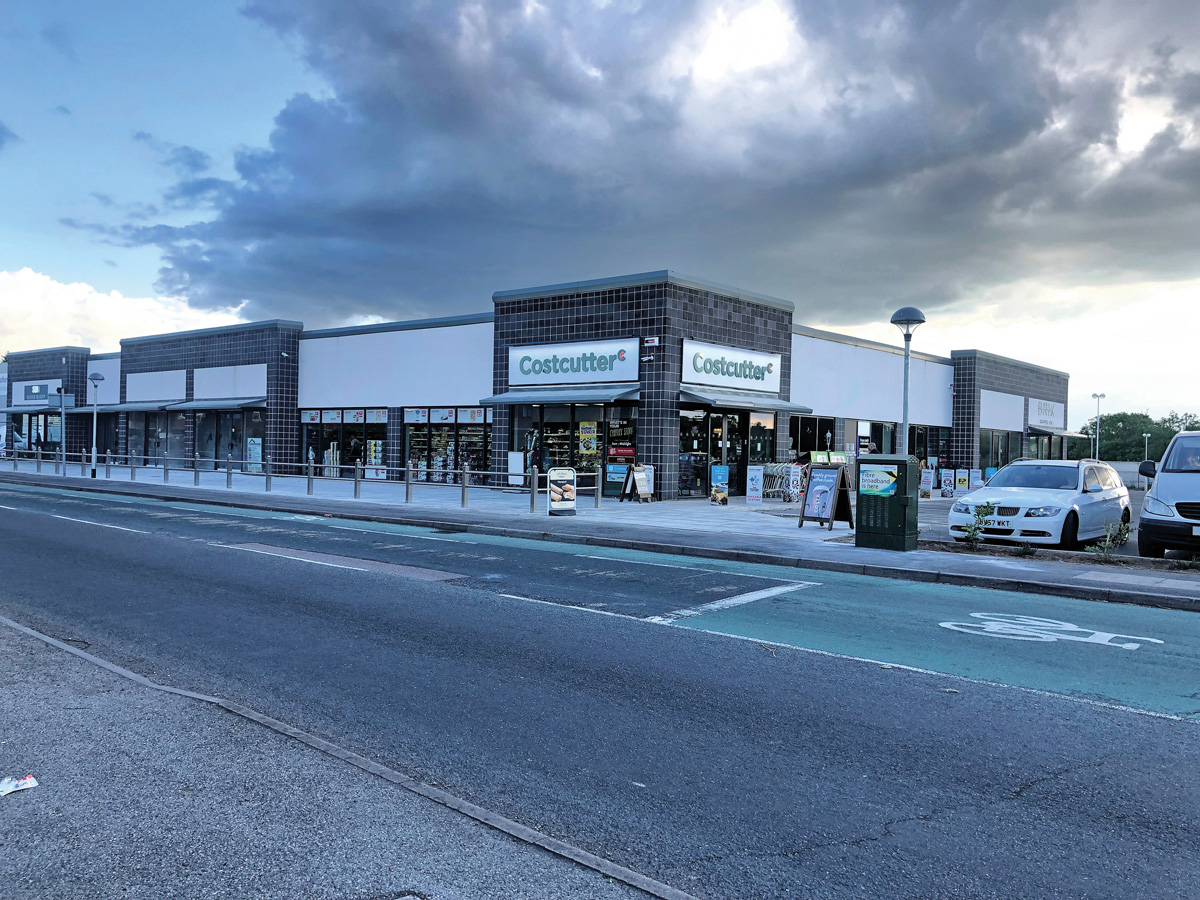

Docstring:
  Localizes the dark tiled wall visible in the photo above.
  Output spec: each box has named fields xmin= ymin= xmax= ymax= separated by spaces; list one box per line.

xmin=6 ymin=348 xmax=90 ymax=455
xmin=121 ymin=323 xmax=302 ymax=464
xmin=491 ymin=281 xmax=793 ymax=499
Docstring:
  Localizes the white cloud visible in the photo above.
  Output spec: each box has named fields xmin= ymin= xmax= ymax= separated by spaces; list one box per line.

xmin=0 ymin=268 xmax=244 ymax=355
xmin=818 ymin=279 xmax=1200 ymax=427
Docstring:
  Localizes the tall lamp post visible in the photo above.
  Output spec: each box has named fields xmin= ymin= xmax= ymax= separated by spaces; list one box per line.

xmin=1091 ymin=392 xmax=1105 ymax=459
xmin=1142 ymin=432 xmax=1152 ymax=490
xmin=891 ymin=307 xmax=926 ymax=457
xmin=88 ymin=372 xmax=105 ymax=478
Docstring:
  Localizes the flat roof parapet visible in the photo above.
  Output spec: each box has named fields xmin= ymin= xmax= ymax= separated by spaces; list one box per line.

xmin=121 ymin=319 xmax=303 ymax=345
xmin=300 ymin=311 xmax=494 ymax=340
xmin=492 ymin=270 xmax=796 ymax=313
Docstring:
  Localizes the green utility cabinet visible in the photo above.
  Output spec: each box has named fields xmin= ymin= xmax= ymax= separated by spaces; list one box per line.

xmin=854 ymin=455 xmax=919 ymax=551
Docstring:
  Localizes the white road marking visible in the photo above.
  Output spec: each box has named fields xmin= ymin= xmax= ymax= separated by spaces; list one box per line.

xmin=51 ymin=515 xmax=149 ymax=534
xmin=645 ymin=582 xmax=818 ymax=624
xmin=330 ymin=525 xmax=476 ymax=544
xmin=575 ymin=554 xmax=805 ymax=580
xmin=0 ymin=504 xmax=18 ymax=510
xmin=499 ymin=593 xmax=534 ymax=601
xmin=939 ymin=613 xmax=1164 ymax=650
xmin=210 ymin=543 xmax=369 ymax=571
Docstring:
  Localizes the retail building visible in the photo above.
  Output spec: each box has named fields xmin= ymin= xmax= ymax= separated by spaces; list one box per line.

xmin=2 ymin=270 xmax=1073 ymax=499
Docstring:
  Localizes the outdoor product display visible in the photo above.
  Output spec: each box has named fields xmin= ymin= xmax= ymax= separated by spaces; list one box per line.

xmin=856 ymin=454 xmax=918 ymax=551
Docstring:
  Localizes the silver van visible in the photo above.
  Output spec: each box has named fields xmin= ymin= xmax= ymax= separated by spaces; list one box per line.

xmin=1138 ymin=431 xmax=1200 ymax=557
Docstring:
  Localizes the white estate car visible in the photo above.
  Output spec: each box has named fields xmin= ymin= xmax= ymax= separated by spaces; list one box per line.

xmin=947 ymin=459 xmax=1130 ymax=549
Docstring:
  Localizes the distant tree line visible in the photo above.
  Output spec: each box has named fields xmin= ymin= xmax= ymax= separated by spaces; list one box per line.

xmin=1067 ymin=411 xmax=1200 ymax=461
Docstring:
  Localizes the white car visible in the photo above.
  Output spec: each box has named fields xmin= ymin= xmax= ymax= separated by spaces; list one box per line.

xmin=947 ymin=459 xmax=1130 ymax=549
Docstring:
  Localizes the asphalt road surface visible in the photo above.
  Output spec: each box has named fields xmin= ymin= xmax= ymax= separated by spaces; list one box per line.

xmin=2 ymin=482 xmax=1198 ymax=899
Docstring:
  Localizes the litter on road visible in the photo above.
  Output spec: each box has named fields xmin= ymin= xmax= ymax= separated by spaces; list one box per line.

xmin=0 ymin=775 xmax=38 ymax=797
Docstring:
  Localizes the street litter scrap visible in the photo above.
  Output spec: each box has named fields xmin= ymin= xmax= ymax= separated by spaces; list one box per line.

xmin=0 ymin=775 xmax=38 ymax=797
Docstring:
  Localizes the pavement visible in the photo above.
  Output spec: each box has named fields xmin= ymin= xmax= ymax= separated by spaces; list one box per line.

xmin=3 ymin=488 xmax=1200 ymax=899
xmin=1 ymin=465 xmax=1198 ymax=612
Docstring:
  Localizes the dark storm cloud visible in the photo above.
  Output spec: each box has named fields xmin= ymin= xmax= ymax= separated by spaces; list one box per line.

xmin=133 ymin=131 xmax=212 ymax=178
xmin=103 ymin=0 xmax=1200 ymax=325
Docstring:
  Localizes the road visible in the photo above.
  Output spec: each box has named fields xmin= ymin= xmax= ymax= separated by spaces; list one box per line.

xmin=1 ymin=481 xmax=1198 ymax=899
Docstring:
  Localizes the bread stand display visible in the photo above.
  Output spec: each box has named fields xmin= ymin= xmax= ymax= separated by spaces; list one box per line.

xmin=547 ymin=466 xmax=578 ymax=516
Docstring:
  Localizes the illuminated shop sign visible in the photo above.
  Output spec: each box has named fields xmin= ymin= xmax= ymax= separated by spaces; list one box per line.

xmin=681 ymin=340 xmax=781 ymax=394
xmin=508 ymin=339 xmax=639 ymax=386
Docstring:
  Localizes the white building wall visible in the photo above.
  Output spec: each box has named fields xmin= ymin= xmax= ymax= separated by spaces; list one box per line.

xmin=791 ymin=334 xmax=953 ymax=426
xmin=126 ymin=369 xmax=186 ymax=402
xmin=194 ymin=364 xmax=268 ymax=400
xmin=85 ymin=357 xmax=121 ymax=405
xmin=980 ymin=389 xmax=1026 ymax=431
xmin=298 ymin=322 xmax=494 ymax=409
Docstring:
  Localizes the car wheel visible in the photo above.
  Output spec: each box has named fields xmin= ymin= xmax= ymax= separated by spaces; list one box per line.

xmin=1121 ymin=508 xmax=1131 ymax=526
xmin=1058 ymin=512 xmax=1080 ymax=551
xmin=1137 ymin=530 xmax=1165 ymax=559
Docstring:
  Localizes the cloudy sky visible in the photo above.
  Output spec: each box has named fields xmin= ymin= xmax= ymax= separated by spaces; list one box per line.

xmin=2 ymin=0 xmax=1199 ymax=426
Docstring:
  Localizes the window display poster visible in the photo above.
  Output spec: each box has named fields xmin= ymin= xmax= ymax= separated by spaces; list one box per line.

xmin=812 ymin=451 xmax=829 ymax=464
xmin=431 ymin=407 xmax=456 ymax=423
xmin=746 ymin=465 xmax=764 ymax=505
xmin=785 ymin=465 xmax=804 ymax=503
xmin=606 ymin=463 xmax=628 ymax=484
xmin=301 ymin=410 xmax=321 ymax=424
xmin=548 ymin=466 xmax=577 ymax=516
xmin=803 ymin=466 xmax=840 ymax=520
xmin=969 ymin=468 xmax=985 ymax=490
xmin=366 ymin=409 xmax=388 ymax=424
xmin=859 ymin=464 xmax=898 ymax=497
xmin=404 ymin=408 xmax=429 ymax=424
xmin=344 ymin=409 xmax=366 ymax=424
xmin=578 ymin=422 xmax=598 ymax=456
xmin=460 ymin=407 xmax=485 ymax=423
xmin=829 ymin=452 xmax=848 ymax=466
xmin=985 ymin=466 xmax=998 ymax=481
xmin=955 ymin=470 xmax=970 ymax=497
xmin=364 ymin=467 xmax=388 ymax=480
xmin=246 ymin=437 xmax=263 ymax=474
xmin=919 ymin=467 xmax=934 ymax=498
xmin=710 ymin=465 xmax=729 ymax=505
xmin=322 ymin=409 xmax=342 ymax=423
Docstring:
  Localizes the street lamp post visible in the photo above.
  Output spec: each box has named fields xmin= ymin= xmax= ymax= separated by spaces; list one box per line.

xmin=88 ymin=372 xmax=105 ymax=478
xmin=891 ymin=307 xmax=926 ymax=457
xmin=1142 ymin=432 xmax=1152 ymax=490
xmin=1091 ymin=392 xmax=1106 ymax=459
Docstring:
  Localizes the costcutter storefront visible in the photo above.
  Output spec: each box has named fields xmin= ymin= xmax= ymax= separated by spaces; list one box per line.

xmin=2 ymin=270 xmax=1073 ymax=498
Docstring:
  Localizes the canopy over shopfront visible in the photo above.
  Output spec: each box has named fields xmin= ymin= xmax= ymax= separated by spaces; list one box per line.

xmin=166 ymin=397 xmax=266 ymax=410
xmin=480 ymin=384 xmax=641 ymax=406
xmin=678 ymin=388 xmax=812 ymax=414
xmin=1028 ymin=424 xmax=1087 ymax=439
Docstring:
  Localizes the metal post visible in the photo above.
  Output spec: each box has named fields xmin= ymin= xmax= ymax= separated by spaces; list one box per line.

xmin=405 ymin=465 xmax=413 ymax=503
xmin=131 ymin=456 xmax=137 ymax=481
xmin=595 ymin=472 xmax=603 ymax=509
xmin=529 ymin=465 xmax=539 ymax=514
xmin=106 ymin=452 xmax=112 ymax=479
xmin=80 ymin=454 xmax=87 ymax=476
xmin=265 ymin=455 xmax=272 ymax=492
xmin=91 ymin=395 xmax=98 ymax=478
xmin=354 ymin=462 xmax=362 ymax=499
xmin=900 ymin=332 xmax=912 ymax=457
xmin=306 ymin=461 xmax=314 ymax=496
xmin=60 ymin=386 xmax=66 ymax=476
xmin=226 ymin=455 xmax=233 ymax=488
xmin=163 ymin=453 xmax=170 ymax=483
xmin=461 ymin=466 xmax=469 ymax=508
xmin=36 ymin=448 xmax=42 ymax=473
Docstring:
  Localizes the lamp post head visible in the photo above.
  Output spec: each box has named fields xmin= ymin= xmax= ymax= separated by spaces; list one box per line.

xmin=88 ymin=372 xmax=105 ymax=386
xmin=1091 ymin=392 xmax=1105 ymax=400
xmin=1143 ymin=433 xmax=1151 ymax=438
xmin=890 ymin=306 xmax=926 ymax=336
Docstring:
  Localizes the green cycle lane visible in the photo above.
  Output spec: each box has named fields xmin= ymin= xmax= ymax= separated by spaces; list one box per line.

xmin=673 ymin=572 xmax=1200 ymax=720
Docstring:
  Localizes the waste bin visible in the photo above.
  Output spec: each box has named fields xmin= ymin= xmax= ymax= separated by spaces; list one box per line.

xmin=855 ymin=454 xmax=918 ymax=551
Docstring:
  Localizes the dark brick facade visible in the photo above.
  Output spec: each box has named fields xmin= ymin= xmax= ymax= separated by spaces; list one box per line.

xmin=5 ymin=346 xmax=91 ymax=455
xmin=490 ymin=275 xmax=793 ymax=500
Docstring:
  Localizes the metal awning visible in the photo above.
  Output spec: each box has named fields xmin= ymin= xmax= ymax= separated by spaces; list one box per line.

xmin=679 ymin=388 xmax=813 ymax=414
xmin=481 ymin=384 xmax=640 ymax=406
xmin=1028 ymin=425 xmax=1087 ymax=439
xmin=0 ymin=405 xmax=60 ymax=414
xmin=65 ymin=405 xmax=125 ymax=415
xmin=166 ymin=397 xmax=267 ymax=410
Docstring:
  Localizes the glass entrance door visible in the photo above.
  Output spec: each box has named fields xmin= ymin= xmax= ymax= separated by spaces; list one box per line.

xmin=217 ymin=412 xmax=244 ymax=471
xmin=678 ymin=409 xmax=709 ymax=497
xmin=707 ymin=411 xmax=747 ymax=496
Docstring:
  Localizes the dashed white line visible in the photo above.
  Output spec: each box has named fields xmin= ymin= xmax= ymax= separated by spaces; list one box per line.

xmin=645 ymin=582 xmax=818 ymax=624
xmin=0 ymin=504 xmax=18 ymax=511
xmin=331 ymin=525 xmax=476 ymax=544
xmin=210 ymin=543 xmax=369 ymax=571
xmin=51 ymin=514 xmax=149 ymax=534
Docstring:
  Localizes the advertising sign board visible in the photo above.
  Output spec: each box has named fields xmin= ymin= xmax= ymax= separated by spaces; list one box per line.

xmin=784 ymin=465 xmax=804 ymax=503
xmin=509 ymin=338 xmax=639 ymax=387
xmin=804 ymin=467 xmax=840 ymax=519
xmin=548 ymin=467 xmax=577 ymax=516
xmin=682 ymin=340 xmax=781 ymax=394
xmin=919 ymin=468 xmax=934 ymax=499
xmin=746 ymin=465 xmax=764 ymax=505
xmin=859 ymin=464 xmax=899 ymax=498
xmin=955 ymin=470 xmax=970 ymax=497
xmin=969 ymin=469 xmax=985 ymax=490
xmin=710 ymin=465 xmax=730 ymax=505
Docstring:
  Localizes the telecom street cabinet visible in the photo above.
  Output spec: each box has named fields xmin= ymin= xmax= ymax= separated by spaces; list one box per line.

xmin=855 ymin=454 xmax=919 ymax=551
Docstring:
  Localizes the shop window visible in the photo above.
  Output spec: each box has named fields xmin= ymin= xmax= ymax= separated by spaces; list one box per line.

xmin=128 ymin=413 xmax=146 ymax=464
xmin=573 ymin=406 xmax=604 ymax=477
xmin=679 ymin=409 xmax=708 ymax=496
xmin=605 ymin=406 xmax=637 ymax=497
xmin=749 ymin=413 xmax=775 ymax=464
xmin=196 ymin=412 xmax=218 ymax=470
xmin=168 ymin=411 xmax=188 ymax=465
xmin=245 ymin=409 xmax=266 ymax=473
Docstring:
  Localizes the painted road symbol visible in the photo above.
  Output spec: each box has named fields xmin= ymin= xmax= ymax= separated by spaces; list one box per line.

xmin=939 ymin=613 xmax=1164 ymax=650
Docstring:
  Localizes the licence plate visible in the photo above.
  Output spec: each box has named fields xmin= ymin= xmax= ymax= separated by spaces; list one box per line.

xmin=994 ymin=520 xmax=1011 ymax=528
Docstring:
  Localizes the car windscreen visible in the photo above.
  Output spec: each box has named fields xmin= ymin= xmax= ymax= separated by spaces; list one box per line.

xmin=986 ymin=465 xmax=1077 ymax=490
xmin=1162 ymin=435 xmax=1200 ymax=473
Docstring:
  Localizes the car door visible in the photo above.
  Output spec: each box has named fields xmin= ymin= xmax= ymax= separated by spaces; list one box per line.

xmin=1099 ymin=466 xmax=1127 ymax=529
xmin=1079 ymin=466 xmax=1104 ymax=537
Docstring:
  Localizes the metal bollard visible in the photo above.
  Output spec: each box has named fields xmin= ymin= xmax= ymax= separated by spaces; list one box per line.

xmin=226 ymin=455 xmax=233 ymax=488
xmin=354 ymin=462 xmax=362 ymax=499
xmin=595 ymin=472 xmax=603 ymax=509
xmin=461 ymin=466 xmax=469 ymax=508
xmin=12 ymin=451 xmax=17 ymax=471
xmin=194 ymin=455 xmax=201 ymax=486
xmin=106 ymin=452 xmax=112 ymax=479
xmin=36 ymin=449 xmax=42 ymax=473
xmin=306 ymin=461 xmax=314 ymax=496
xmin=163 ymin=454 xmax=170 ymax=483
xmin=265 ymin=455 xmax=272 ymax=492
xmin=131 ymin=457 xmax=137 ymax=481
xmin=405 ymin=465 xmax=413 ymax=503
xmin=529 ymin=466 xmax=539 ymax=514
xmin=81 ymin=454 xmax=87 ymax=476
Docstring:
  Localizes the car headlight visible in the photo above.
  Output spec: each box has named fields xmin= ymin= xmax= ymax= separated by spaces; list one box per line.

xmin=1024 ymin=506 xmax=1063 ymax=518
xmin=951 ymin=501 xmax=971 ymax=514
xmin=1142 ymin=496 xmax=1174 ymax=517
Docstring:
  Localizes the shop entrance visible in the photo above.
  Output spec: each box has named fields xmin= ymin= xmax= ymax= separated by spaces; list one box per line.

xmin=678 ymin=408 xmax=771 ymax=498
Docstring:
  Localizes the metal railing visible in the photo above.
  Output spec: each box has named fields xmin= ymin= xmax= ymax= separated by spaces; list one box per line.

xmin=1 ymin=448 xmax=607 ymax=512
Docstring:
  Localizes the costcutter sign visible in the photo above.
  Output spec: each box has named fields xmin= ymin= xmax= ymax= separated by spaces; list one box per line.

xmin=509 ymin=339 xmax=639 ymax=386
xmin=682 ymin=340 xmax=781 ymax=394
xmin=1030 ymin=398 xmax=1065 ymax=430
